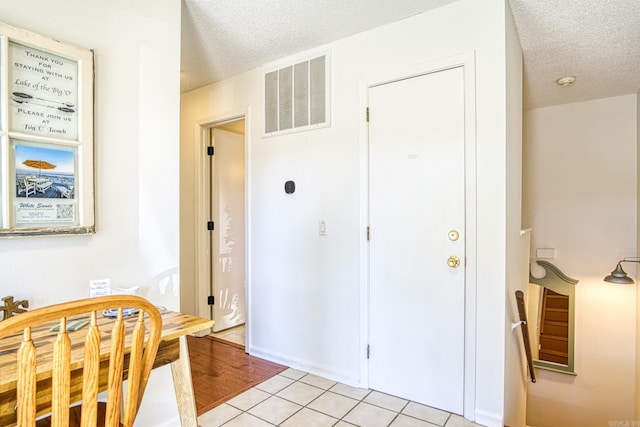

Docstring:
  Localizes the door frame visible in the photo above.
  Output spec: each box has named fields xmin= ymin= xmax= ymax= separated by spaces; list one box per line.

xmin=194 ymin=111 xmax=250 ymax=345
xmin=358 ymin=52 xmax=477 ymax=419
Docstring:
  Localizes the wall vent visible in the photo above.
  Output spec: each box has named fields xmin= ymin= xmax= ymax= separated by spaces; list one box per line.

xmin=264 ymin=54 xmax=329 ymax=135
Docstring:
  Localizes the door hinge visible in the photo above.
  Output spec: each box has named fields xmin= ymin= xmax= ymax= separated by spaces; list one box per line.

xmin=207 ymin=146 xmax=214 ymax=156
xmin=367 ymin=344 xmax=370 ymax=359
xmin=207 ymin=296 xmax=215 ymax=305
xmin=366 ymin=107 xmax=369 ymax=122
xmin=366 ymin=226 xmax=370 ymax=241
xmin=207 ymin=221 xmax=215 ymax=231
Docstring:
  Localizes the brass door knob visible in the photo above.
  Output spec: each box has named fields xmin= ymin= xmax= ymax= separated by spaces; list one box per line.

xmin=447 ymin=256 xmax=460 ymax=268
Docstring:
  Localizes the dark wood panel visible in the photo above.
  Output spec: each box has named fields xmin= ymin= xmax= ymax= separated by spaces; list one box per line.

xmin=539 ymin=335 xmax=568 ymax=354
xmin=544 ymin=309 xmax=569 ymax=322
xmin=187 ymin=335 xmax=287 ymax=415
xmin=544 ymin=295 xmax=569 ymax=310
xmin=541 ymin=322 xmax=568 ymax=337
xmin=539 ymin=349 xmax=568 ymax=365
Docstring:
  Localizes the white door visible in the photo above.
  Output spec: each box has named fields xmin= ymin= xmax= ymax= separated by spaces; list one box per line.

xmin=210 ymin=126 xmax=246 ymax=332
xmin=368 ymin=66 xmax=465 ymax=414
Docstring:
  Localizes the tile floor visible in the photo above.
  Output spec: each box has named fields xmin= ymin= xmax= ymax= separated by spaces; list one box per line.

xmin=198 ymin=367 xmax=485 ymax=427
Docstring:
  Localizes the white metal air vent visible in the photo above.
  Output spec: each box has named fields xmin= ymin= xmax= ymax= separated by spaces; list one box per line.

xmin=264 ymin=54 xmax=329 ymax=135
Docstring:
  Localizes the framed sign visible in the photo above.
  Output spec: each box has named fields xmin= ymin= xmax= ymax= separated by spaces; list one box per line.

xmin=0 ymin=22 xmax=94 ymax=236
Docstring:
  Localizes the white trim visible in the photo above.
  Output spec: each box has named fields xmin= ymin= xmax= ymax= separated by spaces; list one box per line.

xmin=461 ymin=51 xmax=478 ymax=421
xmin=194 ymin=121 xmax=210 ymax=324
xmin=194 ymin=110 xmax=250 ymax=343
xmin=474 ymin=408 xmax=503 ymax=427
xmin=249 ymin=345 xmax=360 ymax=388
xmin=150 ymin=417 xmax=180 ymax=427
xmin=358 ymin=51 xmax=477 ymax=419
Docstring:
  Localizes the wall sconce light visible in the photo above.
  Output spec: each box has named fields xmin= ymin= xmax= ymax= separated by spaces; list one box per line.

xmin=604 ymin=257 xmax=640 ymax=284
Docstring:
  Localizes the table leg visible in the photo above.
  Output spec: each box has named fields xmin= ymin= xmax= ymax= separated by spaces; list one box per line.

xmin=171 ymin=335 xmax=198 ymax=427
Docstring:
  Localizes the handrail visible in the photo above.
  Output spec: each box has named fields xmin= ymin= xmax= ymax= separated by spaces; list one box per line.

xmin=515 ymin=290 xmax=536 ymax=383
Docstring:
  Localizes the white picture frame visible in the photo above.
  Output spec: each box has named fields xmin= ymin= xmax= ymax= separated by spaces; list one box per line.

xmin=0 ymin=21 xmax=94 ymax=236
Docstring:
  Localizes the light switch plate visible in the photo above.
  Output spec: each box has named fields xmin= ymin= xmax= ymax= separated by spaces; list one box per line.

xmin=536 ymin=248 xmax=556 ymax=259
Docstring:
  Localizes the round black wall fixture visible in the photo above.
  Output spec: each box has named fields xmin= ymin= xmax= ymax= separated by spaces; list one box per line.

xmin=284 ymin=180 xmax=295 ymax=194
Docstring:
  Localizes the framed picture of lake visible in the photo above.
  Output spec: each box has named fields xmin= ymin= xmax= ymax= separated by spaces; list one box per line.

xmin=0 ymin=22 xmax=94 ymax=236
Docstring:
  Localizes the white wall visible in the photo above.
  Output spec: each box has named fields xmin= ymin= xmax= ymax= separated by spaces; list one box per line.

xmin=636 ymin=88 xmax=640 ymax=422
xmin=181 ymin=1 xmax=518 ymax=424
xmin=523 ymin=94 xmax=637 ymax=427
xmin=0 ymin=2 xmax=182 ymax=425
xmin=503 ymin=1 xmax=527 ymax=425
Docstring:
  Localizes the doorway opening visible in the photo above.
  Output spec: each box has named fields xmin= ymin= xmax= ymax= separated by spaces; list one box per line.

xmin=196 ymin=117 xmax=247 ymax=347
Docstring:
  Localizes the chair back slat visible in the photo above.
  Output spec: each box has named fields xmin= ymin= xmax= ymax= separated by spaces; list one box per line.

xmin=105 ymin=311 xmax=125 ymax=427
xmin=16 ymin=328 xmax=36 ymax=426
xmin=80 ymin=312 xmax=101 ymax=427
xmin=0 ymin=296 xmax=162 ymax=427
xmin=122 ymin=311 xmax=145 ymax=426
xmin=51 ymin=319 xmax=71 ymax=427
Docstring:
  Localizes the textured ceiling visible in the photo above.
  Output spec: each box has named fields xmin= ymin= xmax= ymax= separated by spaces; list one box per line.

xmin=510 ymin=0 xmax=640 ymax=109
xmin=180 ymin=0 xmax=456 ymax=91
xmin=181 ymin=0 xmax=640 ymax=109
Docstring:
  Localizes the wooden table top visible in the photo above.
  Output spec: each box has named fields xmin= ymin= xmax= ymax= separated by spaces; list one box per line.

xmin=0 ymin=308 xmax=213 ymax=393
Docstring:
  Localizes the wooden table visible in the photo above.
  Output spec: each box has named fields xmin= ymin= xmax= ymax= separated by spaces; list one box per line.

xmin=0 ymin=309 xmax=213 ymax=427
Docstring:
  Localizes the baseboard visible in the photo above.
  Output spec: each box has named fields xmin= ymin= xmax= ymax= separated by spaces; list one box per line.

xmin=474 ymin=408 xmax=503 ymax=427
xmin=248 ymin=345 xmax=359 ymax=387
xmin=146 ymin=416 xmax=180 ymax=427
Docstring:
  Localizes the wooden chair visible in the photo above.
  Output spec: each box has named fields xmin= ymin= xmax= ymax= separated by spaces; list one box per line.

xmin=0 ymin=295 xmax=162 ymax=427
